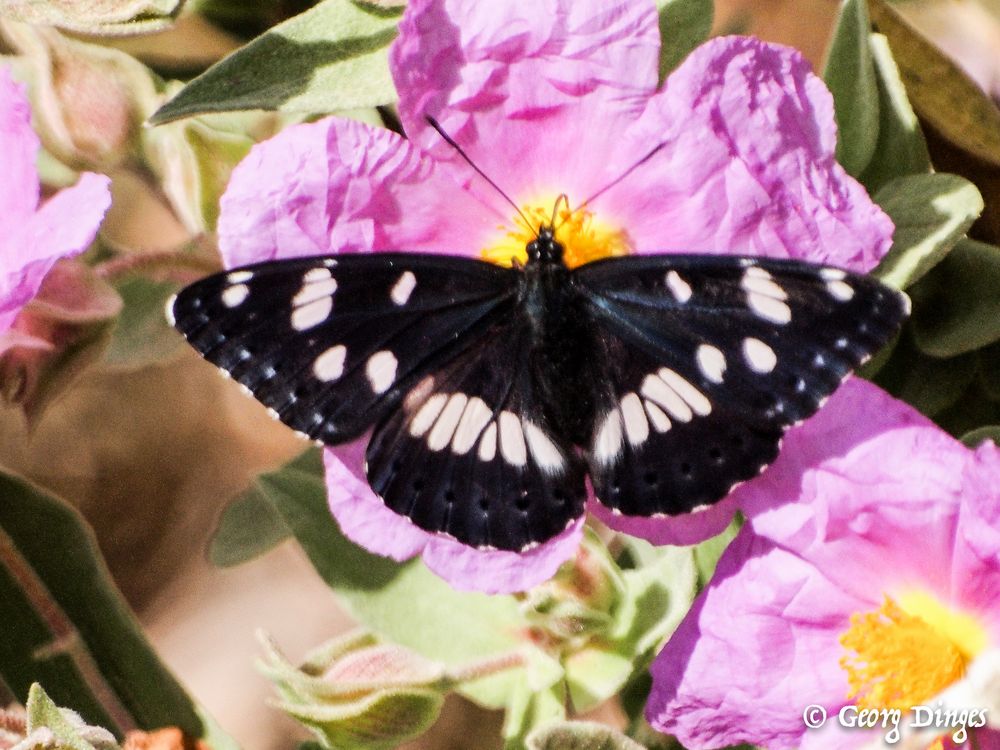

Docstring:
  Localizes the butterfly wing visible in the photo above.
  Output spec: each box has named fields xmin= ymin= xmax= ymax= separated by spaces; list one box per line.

xmin=169 ymin=253 xmax=518 ymax=443
xmin=572 ymin=255 xmax=909 ymax=516
xmin=365 ymin=313 xmax=588 ymax=551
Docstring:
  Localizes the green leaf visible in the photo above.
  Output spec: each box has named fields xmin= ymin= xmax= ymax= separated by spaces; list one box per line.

xmin=526 ymin=720 xmax=647 ymax=750
xmin=823 ymin=0 xmax=879 ymax=177
xmin=910 ymin=239 xmax=1000 ymax=357
xmin=692 ymin=515 xmax=740 ymax=588
xmin=25 ymin=684 xmax=117 ymax=750
xmin=870 ymin=0 xmax=1000 ymax=168
xmin=503 ymin=684 xmax=566 ymax=750
xmin=0 ymin=0 xmax=181 ymax=35
xmin=872 ymin=330 xmax=976 ymax=417
xmin=961 ymin=426 xmax=1000 ymax=449
xmin=150 ymin=0 xmax=402 ymax=124
xmin=857 ymin=33 xmax=930 ymax=192
xmin=934 ymin=380 xmax=1000 ymax=439
xmin=105 ymin=278 xmax=183 ymax=369
xmin=0 ymin=473 xmax=237 ymax=749
xmin=873 ymin=173 xmax=983 ymax=289
xmin=655 ymin=0 xmax=713 ymax=84
xmin=208 ymin=464 xmax=297 ymax=568
xmin=256 ymin=450 xmax=561 ymax=712
xmin=977 ymin=342 xmax=1000 ymax=401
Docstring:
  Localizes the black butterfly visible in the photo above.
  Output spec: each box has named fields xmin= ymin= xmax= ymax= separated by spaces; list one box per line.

xmin=169 ymin=228 xmax=907 ymax=552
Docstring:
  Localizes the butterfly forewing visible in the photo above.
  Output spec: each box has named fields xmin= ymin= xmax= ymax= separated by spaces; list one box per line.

xmin=572 ymin=255 xmax=909 ymax=515
xmin=365 ymin=314 xmax=588 ymax=551
xmin=170 ymin=253 xmax=518 ymax=443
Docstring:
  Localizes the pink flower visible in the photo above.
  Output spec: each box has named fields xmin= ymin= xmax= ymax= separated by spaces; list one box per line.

xmin=216 ymin=0 xmax=893 ymax=592
xmin=0 ymin=67 xmax=111 ymax=353
xmin=647 ymin=378 xmax=1000 ymax=749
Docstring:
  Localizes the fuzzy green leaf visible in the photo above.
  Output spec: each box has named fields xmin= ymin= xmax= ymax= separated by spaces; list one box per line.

xmin=0 ymin=474 xmax=237 ymax=749
xmin=25 ymin=684 xmax=118 ymax=750
xmin=150 ymin=0 xmax=401 ymax=124
xmin=655 ymin=0 xmax=712 ymax=83
xmin=823 ymin=0 xmax=879 ymax=176
xmin=873 ymin=331 xmax=976 ymax=418
xmin=873 ymin=173 xmax=983 ymax=289
xmin=527 ymin=720 xmax=647 ymax=750
xmin=910 ymin=239 xmax=1000 ymax=357
xmin=857 ymin=33 xmax=930 ymax=192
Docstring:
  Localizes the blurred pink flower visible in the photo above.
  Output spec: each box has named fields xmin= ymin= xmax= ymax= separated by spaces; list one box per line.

xmin=647 ymin=378 xmax=1000 ymax=749
xmin=217 ymin=0 xmax=893 ymax=592
xmin=0 ymin=66 xmax=111 ymax=354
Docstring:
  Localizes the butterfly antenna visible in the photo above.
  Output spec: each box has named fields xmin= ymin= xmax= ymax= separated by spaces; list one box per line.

xmin=577 ymin=140 xmax=669 ymax=210
xmin=550 ymin=193 xmax=570 ymax=232
xmin=425 ymin=116 xmax=536 ymax=237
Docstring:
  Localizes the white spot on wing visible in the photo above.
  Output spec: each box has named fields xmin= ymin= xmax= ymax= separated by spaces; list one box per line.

xmin=452 ymin=397 xmax=493 ymax=454
xmin=498 ymin=411 xmax=527 ymax=466
xmin=428 ymin=393 xmax=468 ymax=451
xmin=403 ymin=376 xmax=436 ymax=412
xmin=696 ymin=344 xmax=727 ymax=383
xmin=293 ymin=274 xmax=338 ymax=307
xmin=594 ymin=410 xmax=624 ymax=465
xmin=620 ymin=392 xmax=649 ymax=446
xmin=164 ymin=294 xmax=177 ymax=326
xmin=826 ymin=279 xmax=854 ymax=301
xmin=742 ymin=337 xmax=777 ymax=373
xmin=741 ymin=267 xmax=791 ymax=324
xmin=665 ymin=270 xmax=692 ymax=303
xmin=643 ymin=399 xmax=672 ymax=432
xmin=313 ymin=344 xmax=347 ymax=382
xmin=305 ymin=267 xmax=333 ymax=283
xmin=820 ymin=267 xmax=846 ymax=281
xmin=409 ymin=392 xmax=447 ymax=437
xmin=222 ymin=284 xmax=249 ymax=308
xmin=291 ymin=297 xmax=333 ymax=330
xmin=226 ymin=270 xmax=253 ymax=284
xmin=390 ymin=271 xmax=417 ymax=306
xmin=478 ymin=422 xmax=498 ymax=461
xmin=658 ymin=368 xmax=712 ymax=416
xmin=640 ymin=373 xmax=692 ymax=422
xmin=523 ymin=420 xmax=564 ymax=473
xmin=365 ymin=350 xmax=397 ymax=394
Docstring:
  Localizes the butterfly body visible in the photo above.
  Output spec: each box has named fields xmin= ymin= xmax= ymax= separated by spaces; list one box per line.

xmin=170 ymin=232 xmax=908 ymax=552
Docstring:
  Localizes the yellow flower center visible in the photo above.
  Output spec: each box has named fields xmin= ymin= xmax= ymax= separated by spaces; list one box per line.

xmin=840 ymin=594 xmax=989 ymax=711
xmin=480 ymin=198 xmax=631 ymax=269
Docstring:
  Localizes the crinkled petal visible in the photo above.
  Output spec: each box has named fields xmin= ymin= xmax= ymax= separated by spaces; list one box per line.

xmin=217 ymin=117 xmax=499 ymax=268
xmin=323 ymin=446 xmax=584 ymax=594
xmin=599 ymin=37 xmax=892 ymax=269
xmin=589 ymin=492 xmax=737 ymax=546
xmin=390 ymin=0 xmax=660 ymax=207
xmin=0 ymin=172 xmax=111 ymax=332
xmin=735 ymin=379 xmax=969 ymax=603
xmin=953 ymin=441 xmax=1000 ymax=636
xmin=0 ymin=67 xmax=39 ymax=223
xmin=647 ymin=527 xmax=863 ymax=749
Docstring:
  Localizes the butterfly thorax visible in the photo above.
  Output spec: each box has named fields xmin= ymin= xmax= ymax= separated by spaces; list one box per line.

xmin=520 ymin=226 xmax=601 ymax=445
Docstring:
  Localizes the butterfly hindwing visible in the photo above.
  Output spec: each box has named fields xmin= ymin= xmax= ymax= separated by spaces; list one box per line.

xmin=572 ymin=254 xmax=909 ymax=515
xmin=170 ymin=253 xmax=518 ymax=444
xmin=365 ymin=315 xmax=588 ymax=551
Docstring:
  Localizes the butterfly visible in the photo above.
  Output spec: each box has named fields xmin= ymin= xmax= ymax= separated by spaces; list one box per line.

xmin=169 ymin=226 xmax=908 ymax=552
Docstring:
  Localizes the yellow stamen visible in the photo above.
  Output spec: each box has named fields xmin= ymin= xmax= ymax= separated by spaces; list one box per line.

xmin=480 ymin=199 xmax=631 ymax=269
xmin=840 ymin=595 xmax=988 ymax=711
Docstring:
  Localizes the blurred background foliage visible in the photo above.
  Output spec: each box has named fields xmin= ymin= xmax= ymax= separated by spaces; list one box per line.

xmin=1 ymin=0 xmax=999 ymax=748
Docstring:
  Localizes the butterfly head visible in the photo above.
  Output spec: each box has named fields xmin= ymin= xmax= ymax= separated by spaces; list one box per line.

xmin=526 ymin=225 xmax=565 ymax=266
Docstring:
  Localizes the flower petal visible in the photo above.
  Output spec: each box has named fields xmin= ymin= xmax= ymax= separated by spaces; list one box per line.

xmin=735 ymin=379 xmax=969 ymax=604
xmin=323 ymin=445 xmax=583 ymax=594
xmin=0 ymin=171 xmax=111 ymax=332
xmin=390 ymin=0 xmax=660 ymax=205
xmin=599 ymin=37 xmax=892 ymax=270
xmin=217 ymin=117 xmax=498 ymax=268
xmin=0 ymin=67 xmax=39 ymax=223
xmin=647 ymin=526 xmax=863 ymax=749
